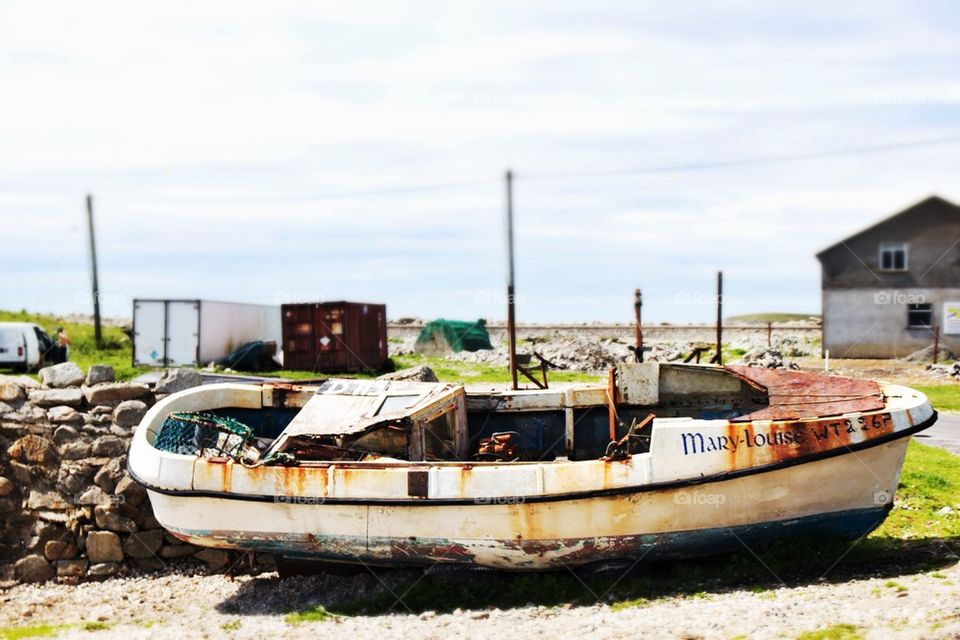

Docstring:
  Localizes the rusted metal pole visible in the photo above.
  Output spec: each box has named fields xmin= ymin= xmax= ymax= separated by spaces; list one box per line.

xmin=634 ymin=288 xmax=643 ymax=362
xmin=715 ymin=271 xmax=723 ymax=364
xmin=86 ymin=194 xmax=103 ymax=348
xmin=933 ymin=326 xmax=940 ymax=365
xmin=505 ymin=170 xmax=519 ymax=390
xmin=767 ymin=321 xmax=772 ymax=348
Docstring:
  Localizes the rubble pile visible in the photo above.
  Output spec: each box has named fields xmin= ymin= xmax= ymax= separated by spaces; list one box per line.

xmin=925 ymin=362 xmax=960 ymax=379
xmin=0 ymin=363 xmax=273 ymax=586
xmin=902 ymin=345 xmax=959 ymax=363
xmin=737 ymin=348 xmax=800 ymax=370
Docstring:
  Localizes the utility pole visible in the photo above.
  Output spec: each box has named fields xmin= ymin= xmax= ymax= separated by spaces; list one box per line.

xmin=713 ymin=271 xmax=723 ymax=364
xmin=634 ymin=288 xmax=643 ymax=362
xmin=86 ymin=194 xmax=103 ymax=348
xmin=505 ymin=170 xmax=519 ymax=390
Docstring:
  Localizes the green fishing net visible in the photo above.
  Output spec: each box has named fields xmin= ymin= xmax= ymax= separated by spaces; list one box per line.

xmin=153 ymin=412 xmax=255 ymax=459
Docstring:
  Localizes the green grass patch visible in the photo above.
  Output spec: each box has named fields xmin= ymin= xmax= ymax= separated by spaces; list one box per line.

xmin=795 ymin=623 xmax=863 ymax=640
xmin=220 ymin=620 xmax=242 ymax=631
xmin=81 ymin=622 xmax=110 ymax=632
xmin=0 ymin=625 xmax=66 ymax=640
xmin=914 ymin=385 xmax=960 ymax=412
xmin=285 ymin=605 xmax=337 ymax=624
xmin=879 ymin=440 xmax=960 ymax=539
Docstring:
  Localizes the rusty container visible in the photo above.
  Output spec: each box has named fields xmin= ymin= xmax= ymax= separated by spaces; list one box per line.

xmin=281 ymin=301 xmax=388 ymax=372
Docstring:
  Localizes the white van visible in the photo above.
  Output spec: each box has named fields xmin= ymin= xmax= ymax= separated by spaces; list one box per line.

xmin=0 ymin=322 xmax=55 ymax=372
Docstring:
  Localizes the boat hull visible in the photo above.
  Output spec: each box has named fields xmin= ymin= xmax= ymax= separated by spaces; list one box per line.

xmin=148 ymin=437 xmax=909 ymax=569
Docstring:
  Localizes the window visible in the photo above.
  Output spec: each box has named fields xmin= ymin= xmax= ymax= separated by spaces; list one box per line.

xmin=908 ymin=303 xmax=932 ymax=328
xmin=879 ymin=243 xmax=908 ymax=271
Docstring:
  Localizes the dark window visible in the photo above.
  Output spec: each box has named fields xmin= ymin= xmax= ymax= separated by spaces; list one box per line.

xmin=908 ymin=303 xmax=932 ymax=328
xmin=879 ymin=243 xmax=907 ymax=271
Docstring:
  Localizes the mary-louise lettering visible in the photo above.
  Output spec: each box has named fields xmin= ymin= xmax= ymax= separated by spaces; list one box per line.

xmin=679 ymin=414 xmax=893 ymax=456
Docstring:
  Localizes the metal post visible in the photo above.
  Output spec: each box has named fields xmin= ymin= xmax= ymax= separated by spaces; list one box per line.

xmin=767 ymin=321 xmax=772 ymax=348
xmin=933 ymin=326 xmax=940 ymax=365
xmin=634 ymin=288 xmax=643 ymax=362
xmin=714 ymin=271 xmax=723 ymax=364
xmin=505 ymin=170 xmax=519 ymax=390
xmin=86 ymin=194 xmax=103 ymax=348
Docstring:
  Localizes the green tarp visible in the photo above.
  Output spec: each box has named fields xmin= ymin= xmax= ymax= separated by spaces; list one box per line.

xmin=414 ymin=319 xmax=493 ymax=354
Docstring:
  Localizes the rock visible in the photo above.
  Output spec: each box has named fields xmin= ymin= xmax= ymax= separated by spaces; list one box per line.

xmin=94 ymin=505 xmax=138 ymax=532
xmin=154 ymin=368 xmax=202 ymax=394
xmin=85 ymin=531 xmax=124 ymax=563
xmin=90 ymin=405 xmax=114 ymax=415
xmin=27 ymin=490 xmax=71 ymax=510
xmin=28 ymin=388 xmax=84 ymax=408
xmin=2 ymin=403 xmax=47 ymax=424
xmin=92 ymin=436 xmax=126 ymax=457
xmin=94 ymin=458 xmax=125 ymax=492
xmin=112 ymin=400 xmax=148 ymax=428
xmin=123 ymin=529 xmax=164 ymax=559
xmin=47 ymin=405 xmax=80 ymax=424
xmin=44 ymin=539 xmax=78 ymax=561
xmin=82 ymin=383 xmax=151 ymax=406
xmin=57 ymin=462 xmax=93 ymax=494
xmin=115 ymin=475 xmax=146 ymax=507
xmin=77 ymin=486 xmax=110 ymax=507
xmin=133 ymin=557 xmax=165 ymax=571
xmin=0 ymin=373 xmax=41 ymax=389
xmin=377 ymin=365 xmax=439 ymax=383
xmin=9 ymin=461 xmax=32 ymax=484
xmin=39 ymin=362 xmax=85 ymax=388
xmin=60 ymin=441 xmax=92 ymax=460
xmin=7 ymin=434 xmax=57 ymax=463
xmin=87 ymin=562 xmax=118 ymax=577
xmin=194 ymin=548 xmax=230 ymax=570
xmin=56 ymin=559 xmax=88 ymax=578
xmin=158 ymin=544 xmax=201 ymax=559
xmin=85 ymin=365 xmax=115 ymax=386
xmin=0 ymin=382 xmax=24 ymax=402
xmin=53 ymin=425 xmax=79 ymax=444
xmin=14 ymin=554 xmax=55 ymax=583
xmin=0 ymin=476 xmax=13 ymax=497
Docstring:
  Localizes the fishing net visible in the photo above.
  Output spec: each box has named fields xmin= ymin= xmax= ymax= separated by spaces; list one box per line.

xmin=153 ymin=412 xmax=257 ymax=460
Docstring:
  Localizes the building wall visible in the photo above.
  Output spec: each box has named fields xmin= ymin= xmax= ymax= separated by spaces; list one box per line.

xmin=823 ymin=287 xmax=960 ymax=358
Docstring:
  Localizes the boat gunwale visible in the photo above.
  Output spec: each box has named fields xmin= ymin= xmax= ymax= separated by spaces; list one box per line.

xmin=128 ymin=408 xmax=937 ymax=507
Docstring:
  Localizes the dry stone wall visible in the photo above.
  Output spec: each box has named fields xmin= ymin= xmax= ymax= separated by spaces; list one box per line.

xmin=0 ymin=363 xmax=273 ymax=585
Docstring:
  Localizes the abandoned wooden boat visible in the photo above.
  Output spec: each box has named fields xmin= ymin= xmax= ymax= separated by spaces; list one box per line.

xmin=127 ymin=363 xmax=936 ymax=570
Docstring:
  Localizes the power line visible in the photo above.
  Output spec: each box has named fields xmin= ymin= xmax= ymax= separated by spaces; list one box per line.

xmin=522 ymin=134 xmax=960 ymax=181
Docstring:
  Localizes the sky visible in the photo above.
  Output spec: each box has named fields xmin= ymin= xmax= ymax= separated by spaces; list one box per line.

xmin=1 ymin=1 xmax=958 ymax=323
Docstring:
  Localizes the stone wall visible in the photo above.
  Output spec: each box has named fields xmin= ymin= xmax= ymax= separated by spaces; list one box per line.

xmin=0 ymin=363 xmax=273 ymax=585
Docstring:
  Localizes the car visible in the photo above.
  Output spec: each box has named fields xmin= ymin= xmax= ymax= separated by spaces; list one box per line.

xmin=0 ymin=322 xmax=56 ymax=372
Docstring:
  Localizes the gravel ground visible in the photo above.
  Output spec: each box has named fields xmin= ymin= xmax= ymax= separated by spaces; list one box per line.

xmin=2 ymin=560 xmax=960 ymax=640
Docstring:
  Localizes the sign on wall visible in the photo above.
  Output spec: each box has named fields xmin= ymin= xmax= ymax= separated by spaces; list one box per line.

xmin=944 ymin=303 xmax=960 ymax=335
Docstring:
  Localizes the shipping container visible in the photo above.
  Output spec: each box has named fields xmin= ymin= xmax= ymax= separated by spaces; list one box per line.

xmin=281 ymin=301 xmax=387 ymax=372
xmin=133 ymin=299 xmax=282 ymax=367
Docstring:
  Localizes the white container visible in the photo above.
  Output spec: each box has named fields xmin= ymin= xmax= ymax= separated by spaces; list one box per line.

xmin=132 ymin=299 xmax=282 ymax=367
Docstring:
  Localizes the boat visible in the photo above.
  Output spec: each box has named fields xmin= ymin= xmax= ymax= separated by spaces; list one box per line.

xmin=127 ymin=363 xmax=936 ymax=570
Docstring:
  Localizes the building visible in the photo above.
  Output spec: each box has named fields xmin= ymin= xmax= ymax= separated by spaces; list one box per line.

xmin=817 ymin=195 xmax=960 ymax=358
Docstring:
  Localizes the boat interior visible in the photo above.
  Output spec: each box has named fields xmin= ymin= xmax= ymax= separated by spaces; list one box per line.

xmin=150 ymin=363 xmax=887 ymax=464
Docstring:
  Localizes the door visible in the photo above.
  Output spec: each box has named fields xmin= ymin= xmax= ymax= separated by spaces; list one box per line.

xmin=133 ymin=300 xmax=200 ymax=366
xmin=133 ymin=301 xmax=167 ymax=366
xmin=166 ymin=301 xmax=201 ymax=366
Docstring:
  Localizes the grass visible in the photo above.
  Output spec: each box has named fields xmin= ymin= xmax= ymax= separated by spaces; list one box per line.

xmin=220 ymin=620 xmax=242 ymax=631
xmin=0 ymin=625 xmax=65 ymax=640
xmin=285 ymin=605 xmax=337 ymax=624
xmin=795 ymin=624 xmax=863 ymax=640
xmin=392 ymin=354 xmax=602 ymax=384
xmin=279 ymin=441 xmax=959 ymax=618
xmin=914 ymin=384 xmax=960 ymax=412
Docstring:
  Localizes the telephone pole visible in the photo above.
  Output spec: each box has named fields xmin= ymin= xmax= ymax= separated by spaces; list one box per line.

xmin=86 ymin=194 xmax=103 ymax=348
xmin=505 ymin=170 xmax=519 ymax=390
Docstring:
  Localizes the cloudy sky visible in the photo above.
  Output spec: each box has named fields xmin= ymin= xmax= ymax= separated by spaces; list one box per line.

xmin=1 ymin=1 xmax=958 ymax=323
